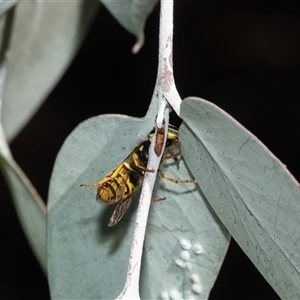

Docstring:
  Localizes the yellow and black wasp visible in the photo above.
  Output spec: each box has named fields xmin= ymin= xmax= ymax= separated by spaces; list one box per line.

xmin=80 ymin=125 xmax=196 ymax=226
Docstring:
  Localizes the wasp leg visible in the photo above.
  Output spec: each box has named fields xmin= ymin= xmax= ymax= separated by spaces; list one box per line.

xmin=158 ymin=169 xmax=197 ymax=184
xmin=151 ymin=197 xmax=166 ymax=203
xmin=162 ymin=151 xmax=181 ymax=161
xmin=80 ymin=175 xmax=114 ymax=188
xmin=135 ymin=165 xmax=155 ymax=173
xmin=80 ymin=182 xmax=99 ymax=188
xmin=123 ymin=161 xmax=154 ymax=174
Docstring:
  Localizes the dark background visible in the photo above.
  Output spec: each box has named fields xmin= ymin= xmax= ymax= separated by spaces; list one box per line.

xmin=1 ymin=1 xmax=299 ymax=299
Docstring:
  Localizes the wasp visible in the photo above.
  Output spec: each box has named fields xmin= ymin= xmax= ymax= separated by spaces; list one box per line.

xmin=80 ymin=125 xmax=196 ymax=226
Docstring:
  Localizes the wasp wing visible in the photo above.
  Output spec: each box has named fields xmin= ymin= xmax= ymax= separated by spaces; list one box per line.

xmin=107 ymin=196 xmax=133 ymax=227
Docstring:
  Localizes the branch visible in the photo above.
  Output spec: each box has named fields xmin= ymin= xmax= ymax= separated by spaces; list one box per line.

xmin=156 ymin=0 xmax=181 ymax=116
xmin=116 ymin=0 xmax=177 ymax=298
xmin=116 ymin=105 xmax=169 ymax=300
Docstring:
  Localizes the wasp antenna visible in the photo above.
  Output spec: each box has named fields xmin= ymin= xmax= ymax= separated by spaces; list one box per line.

xmin=80 ymin=183 xmax=99 ymax=188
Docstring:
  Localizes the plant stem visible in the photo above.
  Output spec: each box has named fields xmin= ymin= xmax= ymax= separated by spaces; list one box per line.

xmin=116 ymin=1 xmax=176 ymax=299
xmin=156 ymin=0 xmax=181 ymax=116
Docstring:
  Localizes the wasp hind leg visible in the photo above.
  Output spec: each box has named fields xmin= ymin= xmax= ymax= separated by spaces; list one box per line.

xmin=158 ymin=169 xmax=197 ymax=184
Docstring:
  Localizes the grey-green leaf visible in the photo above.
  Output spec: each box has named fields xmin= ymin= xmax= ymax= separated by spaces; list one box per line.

xmin=180 ymin=97 xmax=300 ymax=299
xmin=1 ymin=0 xmax=99 ymax=140
xmin=0 ymin=0 xmax=18 ymax=16
xmin=100 ymin=0 xmax=158 ymax=49
xmin=47 ymin=112 xmax=230 ymax=299
xmin=0 ymin=40 xmax=46 ymax=273
xmin=0 ymin=154 xmax=47 ymax=273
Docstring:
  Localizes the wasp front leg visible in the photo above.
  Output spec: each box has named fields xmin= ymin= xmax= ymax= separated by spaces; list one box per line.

xmin=162 ymin=151 xmax=182 ymax=161
xmin=151 ymin=197 xmax=166 ymax=203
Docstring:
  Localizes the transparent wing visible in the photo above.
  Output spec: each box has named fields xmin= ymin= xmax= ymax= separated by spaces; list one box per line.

xmin=107 ymin=196 xmax=133 ymax=227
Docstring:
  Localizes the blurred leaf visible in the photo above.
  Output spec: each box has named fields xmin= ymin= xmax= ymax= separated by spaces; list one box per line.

xmin=0 ymin=54 xmax=46 ymax=274
xmin=47 ymin=110 xmax=230 ymax=299
xmin=0 ymin=0 xmax=18 ymax=16
xmin=1 ymin=0 xmax=100 ymax=140
xmin=100 ymin=0 xmax=158 ymax=49
xmin=0 ymin=131 xmax=47 ymax=273
xmin=180 ymin=97 xmax=300 ymax=299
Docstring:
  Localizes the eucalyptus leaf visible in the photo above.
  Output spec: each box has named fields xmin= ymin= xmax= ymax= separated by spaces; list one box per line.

xmin=100 ymin=0 xmax=158 ymax=49
xmin=47 ymin=112 xmax=230 ymax=299
xmin=179 ymin=97 xmax=300 ymax=299
xmin=0 ymin=0 xmax=18 ymax=16
xmin=0 ymin=153 xmax=47 ymax=273
xmin=0 ymin=32 xmax=47 ymax=273
xmin=1 ymin=0 xmax=99 ymax=140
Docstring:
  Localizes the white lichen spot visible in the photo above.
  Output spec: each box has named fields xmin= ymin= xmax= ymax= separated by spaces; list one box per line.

xmin=190 ymin=273 xmax=200 ymax=284
xmin=175 ymin=258 xmax=186 ymax=269
xmin=161 ymin=290 xmax=170 ymax=300
xmin=180 ymin=238 xmax=192 ymax=250
xmin=192 ymin=283 xmax=202 ymax=294
xmin=180 ymin=250 xmax=190 ymax=261
xmin=193 ymin=243 xmax=203 ymax=255
xmin=169 ymin=289 xmax=183 ymax=300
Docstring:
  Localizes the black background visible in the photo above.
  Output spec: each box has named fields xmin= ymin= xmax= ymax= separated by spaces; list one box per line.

xmin=1 ymin=1 xmax=299 ymax=299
